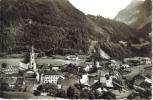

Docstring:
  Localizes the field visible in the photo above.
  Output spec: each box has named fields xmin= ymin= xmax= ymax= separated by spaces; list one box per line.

xmin=0 ymin=58 xmax=82 ymax=67
xmin=0 ymin=91 xmax=64 ymax=99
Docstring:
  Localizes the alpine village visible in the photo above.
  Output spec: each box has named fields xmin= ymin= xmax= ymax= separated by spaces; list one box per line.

xmin=0 ymin=0 xmax=152 ymax=99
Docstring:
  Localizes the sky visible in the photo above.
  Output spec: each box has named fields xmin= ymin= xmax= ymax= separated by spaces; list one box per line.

xmin=69 ymin=0 xmax=143 ymax=19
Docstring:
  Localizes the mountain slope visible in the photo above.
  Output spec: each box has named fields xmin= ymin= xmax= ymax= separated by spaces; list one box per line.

xmin=115 ymin=0 xmax=152 ymax=29
xmin=0 ymin=0 xmax=149 ymax=59
xmin=0 ymin=0 xmax=90 ymax=53
xmin=115 ymin=0 xmax=152 ymax=58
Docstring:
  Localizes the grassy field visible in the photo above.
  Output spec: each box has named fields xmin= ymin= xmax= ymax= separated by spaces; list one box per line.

xmin=0 ymin=58 xmax=81 ymax=66
xmin=0 ymin=91 xmax=33 ymax=99
xmin=0 ymin=91 xmax=65 ymax=99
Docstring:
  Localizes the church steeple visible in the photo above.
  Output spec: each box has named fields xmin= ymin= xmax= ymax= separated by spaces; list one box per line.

xmin=30 ymin=45 xmax=37 ymax=72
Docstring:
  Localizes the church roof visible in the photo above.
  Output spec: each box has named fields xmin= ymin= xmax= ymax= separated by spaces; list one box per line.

xmin=24 ymin=70 xmax=36 ymax=78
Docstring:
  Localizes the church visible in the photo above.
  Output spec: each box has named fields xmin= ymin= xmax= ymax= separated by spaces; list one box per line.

xmin=21 ymin=45 xmax=40 ymax=82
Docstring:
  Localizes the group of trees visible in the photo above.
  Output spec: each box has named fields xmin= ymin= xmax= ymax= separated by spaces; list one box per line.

xmin=66 ymin=85 xmax=117 ymax=99
xmin=35 ymin=82 xmax=117 ymax=99
xmin=35 ymin=83 xmax=66 ymax=98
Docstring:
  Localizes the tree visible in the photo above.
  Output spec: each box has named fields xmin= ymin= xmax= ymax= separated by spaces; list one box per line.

xmin=93 ymin=90 xmax=101 ymax=99
xmin=56 ymin=89 xmax=66 ymax=98
xmin=33 ymin=90 xmax=40 ymax=96
xmin=100 ymin=91 xmax=116 ymax=99
xmin=0 ymin=83 xmax=9 ymax=91
xmin=80 ymin=89 xmax=89 ymax=99
xmin=19 ymin=70 xmax=24 ymax=76
xmin=88 ymin=90 xmax=95 ymax=99
xmin=1 ymin=63 xmax=7 ymax=68
xmin=67 ymin=86 xmax=75 ymax=99
xmin=45 ymin=83 xmax=58 ymax=96
xmin=23 ymin=52 xmax=30 ymax=64
xmin=37 ymin=83 xmax=58 ymax=96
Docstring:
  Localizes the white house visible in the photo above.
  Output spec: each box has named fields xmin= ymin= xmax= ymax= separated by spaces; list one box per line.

xmin=79 ymin=74 xmax=89 ymax=85
xmin=19 ymin=62 xmax=29 ymax=70
xmin=96 ymin=61 xmax=100 ymax=68
xmin=84 ymin=65 xmax=90 ymax=72
xmin=121 ymin=64 xmax=130 ymax=68
xmin=65 ymin=55 xmax=79 ymax=61
xmin=40 ymin=70 xmax=61 ymax=84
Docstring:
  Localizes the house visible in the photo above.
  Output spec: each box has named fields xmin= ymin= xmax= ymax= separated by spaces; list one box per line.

xmin=98 ymin=70 xmax=108 ymax=83
xmin=121 ymin=64 xmax=130 ymax=68
xmin=40 ymin=92 xmax=47 ymax=96
xmin=119 ymin=41 xmax=127 ymax=47
xmin=57 ymin=74 xmax=78 ymax=91
xmin=52 ymin=64 xmax=64 ymax=71
xmin=88 ymin=75 xmax=99 ymax=86
xmin=105 ymin=74 xmax=114 ymax=88
xmin=32 ymin=84 xmax=39 ymax=91
xmin=2 ymin=73 xmax=22 ymax=88
xmin=0 ymin=65 xmax=19 ymax=75
xmin=40 ymin=70 xmax=62 ymax=84
xmin=65 ymin=55 xmax=79 ymax=61
xmin=139 ymin=57 xmax=151 ymax=65
xmin=84 ymin=65 xmax=90 ymax=72
xmin=95 ymin=61 xmax=100 ymax=68
xmin=124 ymin=57 xmax=151 ymax=65
xmin=79 ymin=74 xmax=89 ymax=85
xmin=19 ymin=62 xmax=29 ymax=70
xmin=0 ymin=71 xmax=5 ymax=78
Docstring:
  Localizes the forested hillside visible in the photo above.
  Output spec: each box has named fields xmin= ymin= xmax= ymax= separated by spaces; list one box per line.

xmin=0 ymin=0 xmax=150 ymax=59
xmin=0 ymin=0 xmax=90 ymax=54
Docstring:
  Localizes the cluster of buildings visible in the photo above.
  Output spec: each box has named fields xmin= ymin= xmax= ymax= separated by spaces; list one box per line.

xmin=0 ymin=45 xmax=152 ymax=99
xmin=124 ymin=57 xmax=151 ymax=65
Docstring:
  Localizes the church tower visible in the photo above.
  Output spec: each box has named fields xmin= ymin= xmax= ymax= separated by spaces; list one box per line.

xmin=30 ymin=45 xmax=37 ymax=72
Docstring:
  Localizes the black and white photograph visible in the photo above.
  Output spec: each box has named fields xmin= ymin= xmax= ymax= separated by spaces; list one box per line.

xmin=0 ymin=0 xmax=152 ymax=99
